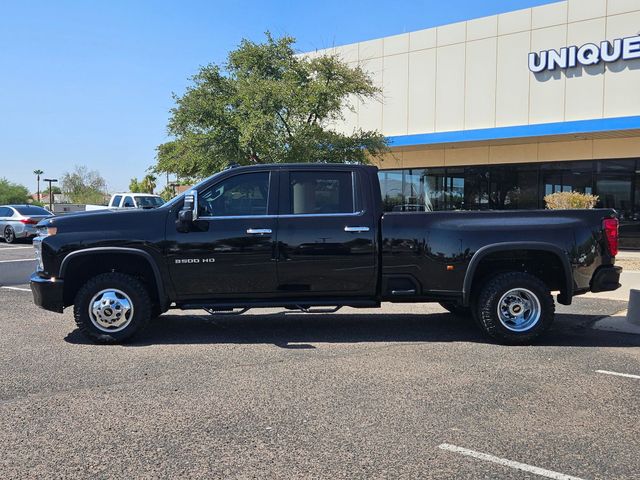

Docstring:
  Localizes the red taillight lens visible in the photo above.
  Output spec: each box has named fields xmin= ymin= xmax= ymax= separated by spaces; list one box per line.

xmin=603 ymin=218 xmax=619 ymax=257
xmin=20 ymin=218 xmax=38 ymax=225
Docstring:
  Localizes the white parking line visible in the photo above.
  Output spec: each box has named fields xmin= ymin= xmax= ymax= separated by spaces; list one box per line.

xmin=0 ymin=258 xmax=34 ymax=263
xmin=438 ymin=444 xmax=585 ymax=480
xmin=0 ymin=246 xmax=33 ymax=250
xmin=0 ymin=286 xmax=31 ymax=292
xmin=596 ymin=370 xmax=640 ymax=380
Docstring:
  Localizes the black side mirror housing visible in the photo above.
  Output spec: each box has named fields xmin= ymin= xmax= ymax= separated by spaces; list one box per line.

xmin=176 ymin=189 xmax=198 ymax=232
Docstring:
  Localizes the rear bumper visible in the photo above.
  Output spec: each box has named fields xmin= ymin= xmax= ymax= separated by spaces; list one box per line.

xmin=30 ymin=273 xmax=64 ymax=313
xmin=590 ymin=266 xmax=622 ymax=293
xmin=14 ymin=225 xmax=37 ymax=238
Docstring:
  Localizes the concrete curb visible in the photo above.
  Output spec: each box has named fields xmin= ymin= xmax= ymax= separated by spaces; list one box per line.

xmin=593 ymin=310 xmax=640 ymax=335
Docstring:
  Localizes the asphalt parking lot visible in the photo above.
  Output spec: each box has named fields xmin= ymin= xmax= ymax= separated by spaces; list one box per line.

xmin=1 ymin=241 xmax=639 ymax=479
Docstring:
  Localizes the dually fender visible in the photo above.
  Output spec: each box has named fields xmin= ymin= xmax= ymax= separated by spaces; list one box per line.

xmin=58 ymin=247 xmax=168 ymax=306
xmin=462 ymin=242 xmax=574 ymax=307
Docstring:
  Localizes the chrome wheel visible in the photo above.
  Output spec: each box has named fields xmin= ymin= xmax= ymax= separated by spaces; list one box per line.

xmin=88 ymin=289 xmax=134 ymax=333
xmin=497 ymin=288 xmax=541 ymax=332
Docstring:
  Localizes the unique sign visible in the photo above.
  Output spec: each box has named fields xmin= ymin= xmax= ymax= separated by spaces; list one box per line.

xmin=528 ymin=35 xmax=640 ymax=73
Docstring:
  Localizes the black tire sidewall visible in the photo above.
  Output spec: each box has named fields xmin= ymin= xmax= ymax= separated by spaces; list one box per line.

xmin=74 ymin=272 xmax=151 ymax=343
xmin=477 ymin=272 xmax=555 ymax=344
xmin=4 ymin=226 xmax=15 ymax=243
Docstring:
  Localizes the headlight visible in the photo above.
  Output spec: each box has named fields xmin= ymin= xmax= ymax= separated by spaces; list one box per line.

xmin=34 ymin=224 xmax=56 ymax=272
xmin=33 ymin=237 xmax=44 ymax=271
xmin=36 ymin=225 xmax=57 ymax=237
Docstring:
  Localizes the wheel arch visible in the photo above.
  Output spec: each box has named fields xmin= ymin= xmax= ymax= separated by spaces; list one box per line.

xmin=462 ymin=242 xmax=573 ymax=307
xmin=59 ymin=247 xmax=168 ymax=310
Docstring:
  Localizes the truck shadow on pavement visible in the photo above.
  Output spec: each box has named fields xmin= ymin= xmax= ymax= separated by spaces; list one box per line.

xmin=64 ymin=310 xmax=640 ymax=348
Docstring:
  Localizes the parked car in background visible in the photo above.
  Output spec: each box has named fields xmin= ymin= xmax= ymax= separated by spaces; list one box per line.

xmin=0 ymin=205 xmax=53 ymax=243
xmin=108 ymin=193 xmax=164 ymax=209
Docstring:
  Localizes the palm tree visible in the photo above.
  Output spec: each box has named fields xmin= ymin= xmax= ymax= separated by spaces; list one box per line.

xmin=33 ymin=169 xmax=44 ymax=202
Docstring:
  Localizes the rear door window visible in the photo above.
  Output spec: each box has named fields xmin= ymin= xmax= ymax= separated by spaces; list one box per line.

xmin=289 ymin=171 xmax=355 ymax=215
xmin=0 ymin=207 xmax=12 ymax=217
xmin=122 ymin=196 xmax=135 ymax=208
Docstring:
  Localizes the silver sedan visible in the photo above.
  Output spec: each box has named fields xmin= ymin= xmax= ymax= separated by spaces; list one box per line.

xmin=0 ymin=205 xmax=53 ymax=243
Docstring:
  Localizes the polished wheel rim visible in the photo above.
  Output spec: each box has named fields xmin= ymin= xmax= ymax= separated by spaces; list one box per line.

xmin=497 ymin=288 xmax=541 ymax=332
xmin=4 ymin=227 xmax=14 ymax=242
xmin=88 ymin=289 xmax=134 ymax=333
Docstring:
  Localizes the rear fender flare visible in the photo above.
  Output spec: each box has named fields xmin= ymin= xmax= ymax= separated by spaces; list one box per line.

xmin=462 ymin=242 xmax=573 ymax=306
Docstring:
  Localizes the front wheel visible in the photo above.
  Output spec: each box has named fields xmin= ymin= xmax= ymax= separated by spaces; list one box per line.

xmin=73 ymin=272 xmax=151 ymax=343
xmin=476 ymin=272 xmax=554 ymax=345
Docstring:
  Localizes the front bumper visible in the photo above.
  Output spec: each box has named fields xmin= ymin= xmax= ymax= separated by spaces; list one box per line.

xmin=590 ymin=266 xmax=622 ymax=293
xmin=30 ymin=273 xmax=64 ymax=313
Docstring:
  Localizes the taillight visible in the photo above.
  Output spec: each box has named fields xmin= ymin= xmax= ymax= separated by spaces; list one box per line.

xmin=603 ymin=218 xmax=619 ymax=257
xmin=20 ymin=218 xmax=38 ymax=225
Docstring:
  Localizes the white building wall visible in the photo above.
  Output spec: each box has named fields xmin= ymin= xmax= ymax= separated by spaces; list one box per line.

xmin=311 ymin=0 xmax=640 ymax=137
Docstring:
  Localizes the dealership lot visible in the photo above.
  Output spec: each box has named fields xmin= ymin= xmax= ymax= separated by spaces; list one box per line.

xmin=1 ymin=243 xmax=639 ymax=479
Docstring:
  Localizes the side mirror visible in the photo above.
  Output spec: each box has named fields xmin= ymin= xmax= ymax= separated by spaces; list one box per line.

xmin=176 ymin=189 xmax=198 ymax=232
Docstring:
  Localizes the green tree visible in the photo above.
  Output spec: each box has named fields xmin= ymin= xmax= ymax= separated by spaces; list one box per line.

xmin=33 ymin=169 xmax=43 ymax=201
xmin=129 ymin=178 xmax=141 ymax=193
xmin=60 ymin=165 xmax=107 ymax=204
xmin=129 ymin=174 xmax=156 ymax=194
xmin=156 ymin=33 xmax=387 ymax=178
xmin=0 ymin=178 xmax=30 ymax=204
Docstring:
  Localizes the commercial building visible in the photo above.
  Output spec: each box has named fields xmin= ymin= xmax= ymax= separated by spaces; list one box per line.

xmin=309 ymin=0 xmax=640 ymax=248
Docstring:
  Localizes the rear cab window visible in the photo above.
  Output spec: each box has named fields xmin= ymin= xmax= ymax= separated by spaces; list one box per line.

xmin=111 ymin=195 xmax=122 ymax=207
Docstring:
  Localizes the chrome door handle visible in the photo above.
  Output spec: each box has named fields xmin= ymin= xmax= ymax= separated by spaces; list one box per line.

xmin=344 ymin=226 xmax=370 ymax=233
xmin=246 ymin=228 xmax=272 ymax=235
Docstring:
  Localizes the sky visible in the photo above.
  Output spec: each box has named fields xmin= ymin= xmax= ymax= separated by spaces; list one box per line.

xmin=0 ymin=0 xmax=558 ymax=193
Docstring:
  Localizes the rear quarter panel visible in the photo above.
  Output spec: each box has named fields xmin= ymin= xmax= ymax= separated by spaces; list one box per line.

xmin=381 ymin=209 xmax=615 ymax=295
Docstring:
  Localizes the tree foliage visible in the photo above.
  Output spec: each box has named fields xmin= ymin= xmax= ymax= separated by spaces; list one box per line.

xmin=61 ymin=165 xmax=107 ymax=205
xmin=129 ymin=174 xmax=157 ymax=194
xmin=0 ymin=178 xmax=30 ymax=204
xmin=156 ymin=33 xmax=387 ymax=178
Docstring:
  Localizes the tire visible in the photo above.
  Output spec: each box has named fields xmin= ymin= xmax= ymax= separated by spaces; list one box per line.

xmin=475 ymin=272 xmax=554 ymax=345
xmin=439 ymin=302 xmax=472 ymax=317
xmin=4 ymin=226 xmax=16 ymax=244
xmin=73 ymin=272 xmax=151 ymax=344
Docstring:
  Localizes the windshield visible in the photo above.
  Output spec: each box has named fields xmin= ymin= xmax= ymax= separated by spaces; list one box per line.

xmin=14 ymin=206 xmax=51 ymax=215
xmin=134 ymin=196 xmax=165 ymax=208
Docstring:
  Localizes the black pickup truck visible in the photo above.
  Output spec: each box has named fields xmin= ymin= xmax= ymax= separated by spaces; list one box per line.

xmin=30 ymin=163 xmax=622 ymax=344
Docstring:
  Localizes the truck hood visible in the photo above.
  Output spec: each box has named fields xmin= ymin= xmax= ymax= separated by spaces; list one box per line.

xmin=40 ymin=207 xmax=169 ymax=234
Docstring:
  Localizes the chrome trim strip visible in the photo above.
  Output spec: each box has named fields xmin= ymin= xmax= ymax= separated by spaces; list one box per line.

xmin=277 ymin=211 xmax=364 ymax=219
xmin=198 ymin=215 xmax=278 ymax=220
xmin=198 ymin=212 xmax=365 ymax=220
xmin=344 ymin=226 xmax=370 ymax=232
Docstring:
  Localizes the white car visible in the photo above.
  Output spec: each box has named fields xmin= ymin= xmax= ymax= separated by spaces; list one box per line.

xmin=108 ymin=193 xmax=164 ymax=210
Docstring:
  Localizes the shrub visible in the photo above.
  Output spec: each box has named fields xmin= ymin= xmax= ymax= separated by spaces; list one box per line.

xmin=544 ymin=191 xmax=599 ymax=209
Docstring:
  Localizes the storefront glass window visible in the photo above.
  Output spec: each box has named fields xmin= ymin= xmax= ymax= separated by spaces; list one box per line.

xmin=378 ymin=158 xmax=639 ymax=248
